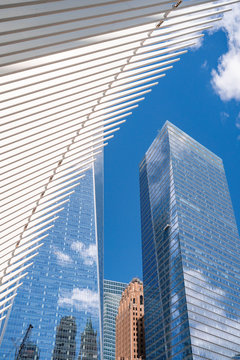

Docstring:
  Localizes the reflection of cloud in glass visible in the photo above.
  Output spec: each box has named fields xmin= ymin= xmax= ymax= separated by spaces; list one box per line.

xmin=58 ymin=288 xmax=99 ymax=314
xmin=71 ymin=241 xmax=97 ymax=265
xmin=185 ymin=269 xmax=240 ymax=358
xmin=54 ymin=249 xmax=73 ymax=264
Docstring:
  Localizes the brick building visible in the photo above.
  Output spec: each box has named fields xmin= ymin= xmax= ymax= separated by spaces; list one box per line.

xmin=115 ymin=278 xmax=145 ymax=360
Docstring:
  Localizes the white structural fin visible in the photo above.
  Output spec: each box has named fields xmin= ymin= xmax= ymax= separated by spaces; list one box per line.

xmin=0 ymin=0 xmax=239 ymax=341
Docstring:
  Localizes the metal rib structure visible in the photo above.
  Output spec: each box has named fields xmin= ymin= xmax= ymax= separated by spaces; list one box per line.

xmin=0 ymin=0 xmax=238 ymax=341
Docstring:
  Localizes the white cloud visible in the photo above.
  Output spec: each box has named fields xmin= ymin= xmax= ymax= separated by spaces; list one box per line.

xmin=190 ymin=36 xmax=204 ymax=50
xmin=54 ymin=249 xmax=72 ymax=264
xmin=210 ymin=4 xmax=240 ymax=101
xmin=58 ymin=288 xmax=99 ymax=313
xmin=71 ymin=241 xmax=97 ymax=266
xmin=211 ymin=49 xmax=240 ymax=101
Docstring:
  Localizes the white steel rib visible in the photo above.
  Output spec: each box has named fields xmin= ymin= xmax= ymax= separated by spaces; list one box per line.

xmin=0 ymin=0 xmax=238 ymax=342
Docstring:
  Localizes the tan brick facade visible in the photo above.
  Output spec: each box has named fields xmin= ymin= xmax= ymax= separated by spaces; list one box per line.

xmin=115 ymin=278 xmax=145 ymax=360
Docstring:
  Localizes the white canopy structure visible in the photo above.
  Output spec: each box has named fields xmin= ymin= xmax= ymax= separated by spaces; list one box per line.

xmin=0 ymin=0 xmax=238 ymax=342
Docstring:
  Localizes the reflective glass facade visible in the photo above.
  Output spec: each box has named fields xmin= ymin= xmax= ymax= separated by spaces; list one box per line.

xmin=103 ymin=280 xmax=127 ymax=360
xmin=1 ymin=154 xmax=104 ymax=360
xmin=139 ymin=122 xmax=240 ymax=360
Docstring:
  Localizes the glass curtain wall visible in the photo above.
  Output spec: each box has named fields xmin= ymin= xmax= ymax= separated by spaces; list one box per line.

xmin=103 ymin=280 xmax=127 ymax=360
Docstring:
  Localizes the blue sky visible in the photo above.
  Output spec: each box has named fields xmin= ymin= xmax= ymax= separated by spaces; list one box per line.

xmin=104 ymin=5 xmax=240 ymax=284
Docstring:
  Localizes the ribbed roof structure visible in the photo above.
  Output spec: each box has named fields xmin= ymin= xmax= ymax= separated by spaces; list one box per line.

xmin=0 ymin=0 xmax=238 ymax=342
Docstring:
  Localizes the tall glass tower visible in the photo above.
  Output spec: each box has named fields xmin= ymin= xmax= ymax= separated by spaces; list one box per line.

xmin=103 ymin=279 xmax=127 ymax=360
xmin=0 ymin=154 xmax=104 ymax=360
xmin=139 ymin=122 xmax=240 ymax=360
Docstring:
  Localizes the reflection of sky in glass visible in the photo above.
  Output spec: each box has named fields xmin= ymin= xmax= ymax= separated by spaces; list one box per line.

xmin=0 ymin=156 xmax=104 ymax=360
xmin=140 ymin=122 xmax=240 ymax=360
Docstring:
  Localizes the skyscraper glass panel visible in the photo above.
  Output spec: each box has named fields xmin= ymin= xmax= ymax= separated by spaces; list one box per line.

xmin=139 ymin=121 xmax=240 ymax=360
xmin=1 ymin=154 xmax=104 ymax=360
xmin=103 ymin=279 xmax=127 ymax=360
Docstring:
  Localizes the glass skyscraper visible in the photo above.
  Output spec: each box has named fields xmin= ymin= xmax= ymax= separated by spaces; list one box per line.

xmin=139 ymin=121 xmax=240 ymax=360
xmin=103 ymin=279 xmax=127 ymax=360
xmin=1 ymin=154 xmax=104 ymax=360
